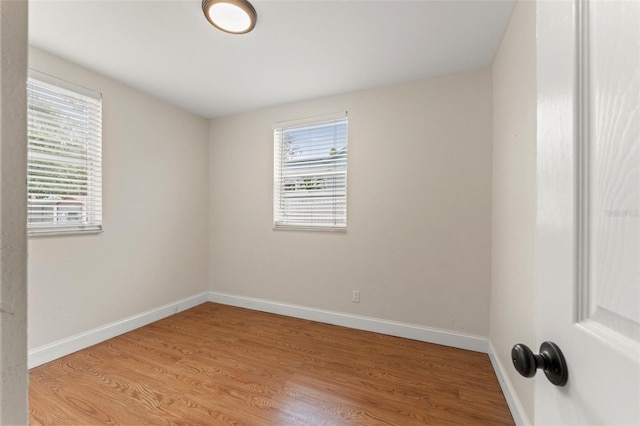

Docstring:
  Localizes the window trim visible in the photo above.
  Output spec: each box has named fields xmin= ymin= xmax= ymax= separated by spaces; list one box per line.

xmin=273 ymin=112 xmax=348 ymax=232
xmin=27 ymin=70 xmax=103 ymax=236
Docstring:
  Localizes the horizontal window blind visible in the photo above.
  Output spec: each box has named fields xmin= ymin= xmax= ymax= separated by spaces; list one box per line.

xmin=274 ymin=113 xmax=348 ymax=231
xmin=27 ymin=71 xmax=103 ymax=235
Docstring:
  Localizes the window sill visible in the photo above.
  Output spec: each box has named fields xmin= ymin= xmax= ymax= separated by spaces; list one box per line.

xmin=28 ymin=227 xmax=103 ymax=237
xmin=273 ymin=224 xmax=346 ymax=232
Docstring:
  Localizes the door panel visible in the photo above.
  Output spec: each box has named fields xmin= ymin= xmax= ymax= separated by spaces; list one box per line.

xmin=536 ymin=0 xmax=639 ymax=424
xmin=585 ymin=0 xmax=639 ymax=342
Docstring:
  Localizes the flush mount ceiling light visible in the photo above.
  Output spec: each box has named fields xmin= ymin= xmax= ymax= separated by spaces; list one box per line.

xmin=202 ymin=0 xmax=257 ymax=34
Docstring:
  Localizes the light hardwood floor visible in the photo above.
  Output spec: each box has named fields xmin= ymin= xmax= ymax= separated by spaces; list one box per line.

xmin=30 ymin=302 xmax=514 ymax=425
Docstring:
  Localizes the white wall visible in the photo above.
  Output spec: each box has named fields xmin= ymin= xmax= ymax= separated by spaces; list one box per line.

xmin=209 ymin=69 xmax=493 ymax=337
xmin=0 ymin=1 xmax=28 ymax=423
xmin=27 ymin=48 xmax=210 ymax=350
xmin=490 ymin=0 xmax=537 ymax=424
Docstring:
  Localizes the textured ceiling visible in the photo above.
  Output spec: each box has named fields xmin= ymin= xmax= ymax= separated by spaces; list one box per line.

xmin=29 ymin=0 xmax=515 ymax=118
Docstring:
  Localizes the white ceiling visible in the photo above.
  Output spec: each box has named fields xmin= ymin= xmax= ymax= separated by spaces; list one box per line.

xmin=29 ymin=0 xmax=515 ymax=119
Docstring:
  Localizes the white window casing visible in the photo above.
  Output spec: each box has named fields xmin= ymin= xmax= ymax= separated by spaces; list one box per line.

xmin=27 ymin=70 xmax=102 ymax=235
xmin=273 ymin=112 xmax=348 ymax=231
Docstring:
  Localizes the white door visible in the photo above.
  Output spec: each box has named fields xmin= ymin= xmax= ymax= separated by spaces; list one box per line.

xmin=535 ymin=0 xmax=640 ymax=424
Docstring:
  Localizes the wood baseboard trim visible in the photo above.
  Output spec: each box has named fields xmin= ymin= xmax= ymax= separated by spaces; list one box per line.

xmin=488 ymin=342 xmax=531 ymax=426
xmin=208 ymin=291 xmax=489 ymax=353
xmin=27 ymin=293 xmax=209 ymax=369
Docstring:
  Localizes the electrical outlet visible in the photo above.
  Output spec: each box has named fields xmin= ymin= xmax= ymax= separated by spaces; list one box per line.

xmin=352 ymin=289 xmax=360 ymax=303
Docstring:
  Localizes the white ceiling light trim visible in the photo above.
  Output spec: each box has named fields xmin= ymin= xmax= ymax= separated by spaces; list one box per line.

xmin=202 ymin=0 xmax=257 ymax=34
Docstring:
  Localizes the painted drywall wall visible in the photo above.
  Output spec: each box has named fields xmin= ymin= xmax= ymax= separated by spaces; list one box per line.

xmin=490 ymin=0 xmax=537 ymax=423
xmin=27 ymin=48 xmax=210 ymax=350
xmin=209 ymin=69 xmax=493 ymax=337
xmin=0 ymin=1 xmax=28 ymax=423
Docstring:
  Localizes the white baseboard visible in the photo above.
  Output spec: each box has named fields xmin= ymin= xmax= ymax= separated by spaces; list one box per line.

xmin=28 ymin=292 xmax=209 ymax=369
xmin=488 ymin=342 xmax=531 ymax=426
xmin=208 ymin=291 xmax=489 ymax=353
xmin=28 ymin=291 xmax=488 ymax=369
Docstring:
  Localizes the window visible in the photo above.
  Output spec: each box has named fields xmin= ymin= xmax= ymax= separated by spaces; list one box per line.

xmin=273 ymin=112 xmax=348 ymax=231
xmin=27 ymin=71 xmax=102 ymax=235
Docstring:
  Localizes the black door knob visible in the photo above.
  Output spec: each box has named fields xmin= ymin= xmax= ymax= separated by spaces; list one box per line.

xmin=511 ymin=341 xmax=568 ymax=386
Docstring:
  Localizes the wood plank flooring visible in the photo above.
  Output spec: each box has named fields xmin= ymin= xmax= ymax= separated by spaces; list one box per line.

xmin=29 ymin=302 xmax=514 ymax=425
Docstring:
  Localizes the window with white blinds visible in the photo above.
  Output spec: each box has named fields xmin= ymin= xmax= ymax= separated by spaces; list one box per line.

xmin=27 ymin=71 xmax=102 ymax=235
xmin=273 ymin=113 xmax=348 ymax=231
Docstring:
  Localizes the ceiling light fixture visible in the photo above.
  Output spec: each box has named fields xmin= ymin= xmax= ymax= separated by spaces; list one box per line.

xmin=202 ymin=0 xmax=257 ymax=34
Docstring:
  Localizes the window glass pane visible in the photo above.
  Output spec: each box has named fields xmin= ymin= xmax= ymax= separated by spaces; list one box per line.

xmin=274 ymin=115 xmax=347 ymax=231
xmin=27 ymin=72 xmax=102 ymax=235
